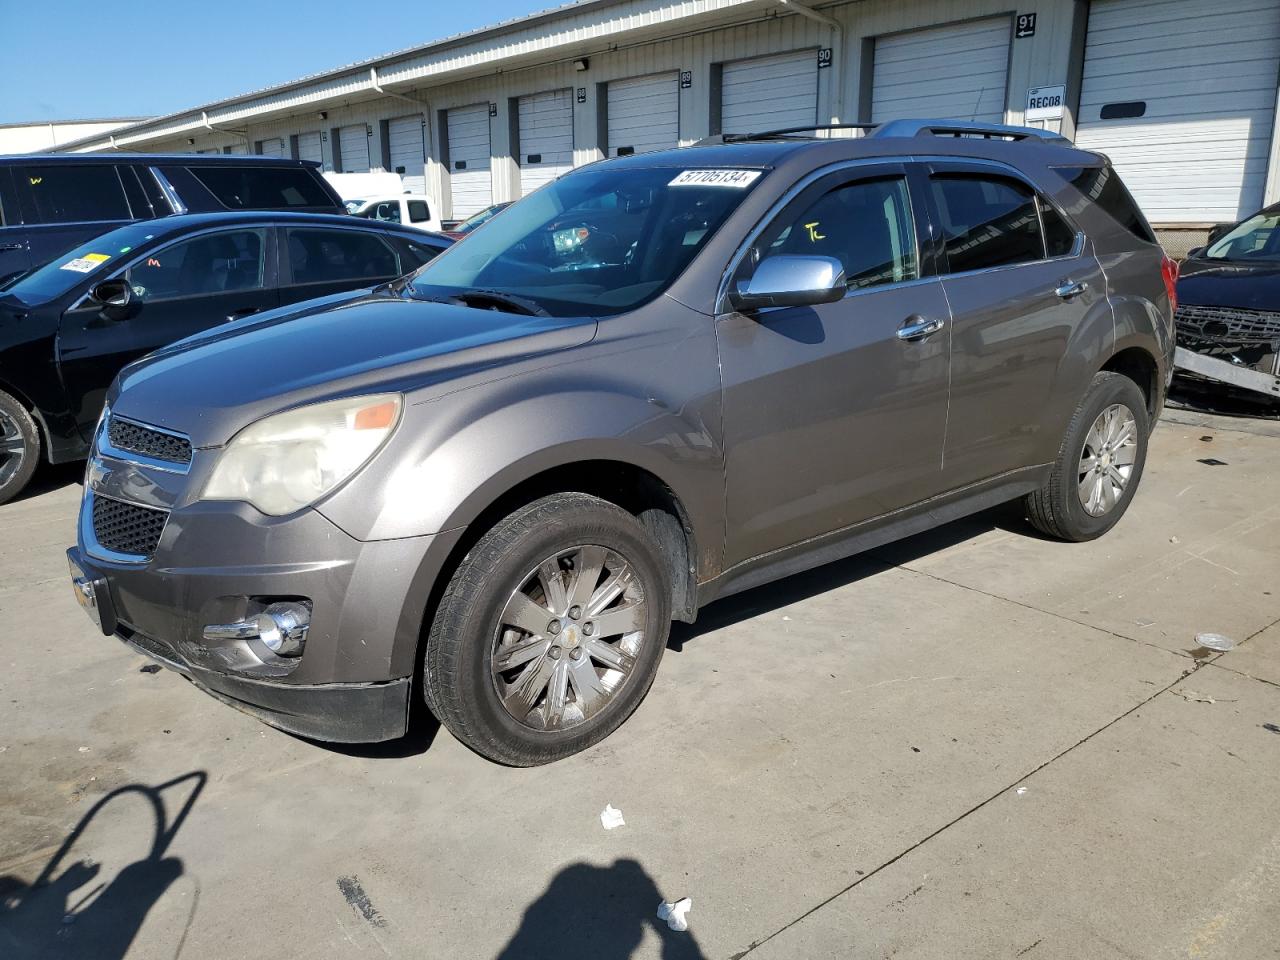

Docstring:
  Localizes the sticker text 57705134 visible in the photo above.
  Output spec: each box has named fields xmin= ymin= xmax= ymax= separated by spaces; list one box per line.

xmin=669 ymin=169 xmax=762 ymax=188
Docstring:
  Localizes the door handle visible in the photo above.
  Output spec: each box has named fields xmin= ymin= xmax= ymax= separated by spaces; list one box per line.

xmin=0 ymin=242 xmax=24 ymax=251
xmin=896 ymin=315 xmax=946 ymax=341
xmin=1055 ymin=279 xmax=1089 ymax=299
xmin=225 ymin=307 xmax=262 ymax=323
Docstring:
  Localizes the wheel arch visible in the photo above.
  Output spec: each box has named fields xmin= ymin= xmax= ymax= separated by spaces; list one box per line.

xmin=1099 ymin=343 xmax=1162 ymax=420
xmin=0 ymin=375 xmax=52 ymax=463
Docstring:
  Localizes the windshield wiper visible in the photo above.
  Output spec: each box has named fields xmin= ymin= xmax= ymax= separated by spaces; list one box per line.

xmin=448 ymin=289 xmax=550 ymax=317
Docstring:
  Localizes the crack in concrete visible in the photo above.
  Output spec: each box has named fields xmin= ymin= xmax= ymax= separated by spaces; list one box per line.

xmin=727 ymin=662 xmax=1205 ymax=959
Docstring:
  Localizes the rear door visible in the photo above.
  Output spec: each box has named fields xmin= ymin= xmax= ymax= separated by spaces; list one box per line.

xmin=57 ymin=227 xmax=278 ymax=435
xmin=0 ymin=167 xmax=33 ymax=286
xmin=922 ymin=162 xmax=1105 ymax=486
xmin=280 ymin=225 xmax=404 ymax=303
xmin=11 ymin=162 xmax=135 ymax=271
xmin=718 ymin=163 xmax=953 ymax=565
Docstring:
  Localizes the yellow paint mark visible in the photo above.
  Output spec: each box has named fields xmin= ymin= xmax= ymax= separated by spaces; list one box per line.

xmin=29 ymin=177 xmax=42 ymax=185
xmin=1187 ymin=912 xmax=1229 ymax=957
xmin=804 ymin=221 xmax=824 ymax=242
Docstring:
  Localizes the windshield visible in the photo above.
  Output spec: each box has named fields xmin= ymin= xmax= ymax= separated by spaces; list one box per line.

xmin=1204 ymin=209 xmax=1280 ymax=262
xmin=3 ymin=222 xmax=167 ymax=304
xmin=410 ymin=166 xmax=764 ymax=317
xmin=455 ymin=203 xmax=506 ymax=233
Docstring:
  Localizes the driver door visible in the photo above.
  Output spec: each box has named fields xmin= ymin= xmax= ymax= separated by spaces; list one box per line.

xmin=718 ymin=164 xmax=953 ymax=567
xmin=57 ymin=226 xmax=277 ymax=438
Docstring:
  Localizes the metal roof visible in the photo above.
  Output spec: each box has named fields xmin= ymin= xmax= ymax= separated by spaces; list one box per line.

xmin=54 ymin=0 xmax=769 ymax=153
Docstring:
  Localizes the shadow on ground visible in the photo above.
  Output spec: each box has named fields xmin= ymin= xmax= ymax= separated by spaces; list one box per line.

xmin=4 ymin=461 xmax=83 ymax=507
xmin=496 ymin=858 xmax=706 ymax=960
xmin=0 ymin=772 xmax=206 ymax=960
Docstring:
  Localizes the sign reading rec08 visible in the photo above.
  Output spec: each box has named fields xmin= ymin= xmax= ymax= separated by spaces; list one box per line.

xmin=1025 ymin=84 xmax=1065 ymax=122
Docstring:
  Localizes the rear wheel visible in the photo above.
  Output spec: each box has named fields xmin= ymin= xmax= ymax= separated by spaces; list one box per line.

xmin=0 ymin=390 xmax=39 ymax=507
xmin=423 ymin=492 xmax=671 ymax=766
xmin=1024 ymin=372 xmax=1149 ymax=542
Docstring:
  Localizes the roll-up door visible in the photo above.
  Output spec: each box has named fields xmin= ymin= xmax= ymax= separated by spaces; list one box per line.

xmin=721 ymin=50 xmax=818 ymax=134
xmin=517 ymin=89 xmax=574 ymax=196
xmin=339 ymin=123 xmax=370 ymax=173
xmin=447 ymin=104 xmax=493 ymax=219
xmin=256 ymin=138 xmax=284 ymax=157
xmin=388 ymin=115 xmax=427 ymax=195
xmin=296 ymin=131 xmax=322 ymax=165
xmin=1074 ymin=0 xmax=1280 ymax=224
xmin=607 ymin=73 xmax=678 ymax=157
xmin=871 ymin=17 xmax=1011 ymax=125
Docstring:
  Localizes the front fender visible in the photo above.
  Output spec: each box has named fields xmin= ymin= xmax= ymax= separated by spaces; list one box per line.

xmin=319 ymin=337 xmax=725 ymax=581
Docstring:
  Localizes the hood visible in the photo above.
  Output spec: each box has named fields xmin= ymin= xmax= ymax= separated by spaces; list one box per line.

xmin=111 ymin=290 xmax=597 ymax=447
xmin=1177 ymin=257 xmax=1280 ymax=311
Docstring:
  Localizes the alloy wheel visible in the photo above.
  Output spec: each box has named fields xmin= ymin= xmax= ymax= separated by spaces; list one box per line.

xmin=491 ymin=545 xmax=647 ymax=731
xmin=1077 ymin=402 xmax=1137 ymax=517
xmin=0 ymin=409 xmax=26 ymax=491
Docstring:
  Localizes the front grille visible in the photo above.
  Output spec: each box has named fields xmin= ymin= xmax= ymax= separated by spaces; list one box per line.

xmin=92 ymin=495 xmax=169 ymax=558
xmin=1176 ymin=304 xmax=1280 ymax=347
xmin=107 ymin=417 xmax=192 ymax=465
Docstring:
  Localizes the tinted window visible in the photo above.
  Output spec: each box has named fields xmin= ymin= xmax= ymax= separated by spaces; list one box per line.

xmin=397 ymin=237 xmax=447 ymax=270
xmin=126 ymin=230 xmax=266 ymax=302
xmin=3 ymin=221 xmax=171 ymax=304
xmin=1041 ymin=202 xmax=1078 ymax=258
xmin=286 ymin=229 xmax=400 ymax=284
xmin=1063 ymin=165 xmax=1157 ymax=244
xmin=931 ymin=175 xmax=1043 ymax=273
xmin=187 ymin=165 xmax=332 ymax=209
xmin=407 ymin=200 xmax=430 ymax=223
xmin=16 ymin=164 xmax=130 ymax=224
xmin=741 ymin=177 xmax=917 ymax=291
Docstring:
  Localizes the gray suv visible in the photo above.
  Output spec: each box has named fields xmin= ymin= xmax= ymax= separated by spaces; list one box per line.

xmin=66 ymin=120 xmax=1177 ymax=765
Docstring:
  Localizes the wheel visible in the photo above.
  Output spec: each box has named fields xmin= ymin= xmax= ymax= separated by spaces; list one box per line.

xmin=1024 ymin=371 xmax=1150 ymax=542
xmin=423 ymin=492 xmax=672 ymax=766
xmin=0 ymin=389 xmax=40 ymax=507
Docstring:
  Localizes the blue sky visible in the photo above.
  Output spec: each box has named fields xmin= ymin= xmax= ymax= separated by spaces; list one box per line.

xmin=0 ymin=0 xmax=554 ymax=123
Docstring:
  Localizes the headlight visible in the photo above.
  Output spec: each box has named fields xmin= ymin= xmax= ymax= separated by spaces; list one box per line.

xmin=203 ymin=394 xmax=401 ymax=516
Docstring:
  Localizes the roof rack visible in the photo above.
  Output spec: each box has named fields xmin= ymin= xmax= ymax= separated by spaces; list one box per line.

xmin=695 ymin=119 xmax=1070 ymax=146
xmin=873 ymin=119 xmax=1071 ymax=144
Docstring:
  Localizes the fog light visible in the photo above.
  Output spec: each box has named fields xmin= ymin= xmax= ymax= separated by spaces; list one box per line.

xmin=254 ymin=602 xmax=310 ymax=657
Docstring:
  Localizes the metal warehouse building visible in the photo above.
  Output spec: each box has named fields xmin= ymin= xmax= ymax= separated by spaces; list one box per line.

xmin=51 ymin=0 xmax=1280 ymax=252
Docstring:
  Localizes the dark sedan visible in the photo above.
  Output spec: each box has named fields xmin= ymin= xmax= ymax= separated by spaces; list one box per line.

xmin=1175 ymin=204 xmax=1280 ymax=398
xmin=0 ymin=211 xmax=450 ymax=503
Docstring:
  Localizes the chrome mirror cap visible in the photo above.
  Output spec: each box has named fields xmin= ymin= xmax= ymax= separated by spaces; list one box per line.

xmin=729 ymin=255 xmax=847 ymax=312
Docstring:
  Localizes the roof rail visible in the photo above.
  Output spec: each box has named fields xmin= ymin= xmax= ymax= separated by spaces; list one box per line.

xmin=694 ymin=123 xmax=877 ymax=146
xmin=871 ymin=119 xmax=1071 ymax=144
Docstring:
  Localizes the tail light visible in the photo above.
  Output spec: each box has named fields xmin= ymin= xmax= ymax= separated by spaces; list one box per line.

xmin=1160 ymin=254 xmax=1179 ymax=314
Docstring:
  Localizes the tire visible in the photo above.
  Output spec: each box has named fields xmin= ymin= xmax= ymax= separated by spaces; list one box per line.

xmin=0 ymin=389 xmax=40 ymax=507
xmin=423 ymin=492 xmax=672 ymax=766
xmin=1024 ymin=371 xmax=1150 ymax=542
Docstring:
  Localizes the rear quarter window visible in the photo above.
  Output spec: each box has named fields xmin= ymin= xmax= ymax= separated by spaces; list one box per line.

xmin=14 ymin=164 xmax=131 ymax=224
xmin=186 ymin=165 xmax=334 ymax=210
xmin=1061 ymin=165 xmax=1157 ymax=245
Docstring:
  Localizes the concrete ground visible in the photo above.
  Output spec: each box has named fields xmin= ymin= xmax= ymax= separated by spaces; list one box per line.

xmin=1 ymin=409 xmax=1278 ymax=960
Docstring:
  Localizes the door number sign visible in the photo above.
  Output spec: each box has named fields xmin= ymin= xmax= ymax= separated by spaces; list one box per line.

xmin=1015 ymin=13 xmax=1036 ymax=38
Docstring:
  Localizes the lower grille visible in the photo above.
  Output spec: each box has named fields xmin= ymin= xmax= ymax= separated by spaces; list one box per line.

xmin=92 ymin=495 xmax=169 ymax=559
xmin=1176 ymin=304 xmax=1280 ymax=347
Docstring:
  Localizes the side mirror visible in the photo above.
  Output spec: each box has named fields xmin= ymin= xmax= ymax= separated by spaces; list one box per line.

xmin=1206 ymin=223 xmax=1231 ymax=245
xmin=728 ymin=255 xmax=847 ymax=313
xmin=1185 ymin=246 xmax=1205 ymax=260
xmin=90 ymin=278 xmax=137 ymax=321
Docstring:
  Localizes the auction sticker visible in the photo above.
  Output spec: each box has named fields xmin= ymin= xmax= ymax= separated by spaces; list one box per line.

xmin=60 ymin=252 xmax=111 ymax=273
xmin=669 ymin=169 xmax=761 ymax=188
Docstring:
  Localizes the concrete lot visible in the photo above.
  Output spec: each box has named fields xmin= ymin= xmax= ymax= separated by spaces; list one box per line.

xmin=2 ymin=409 xmax=1278 ymax=960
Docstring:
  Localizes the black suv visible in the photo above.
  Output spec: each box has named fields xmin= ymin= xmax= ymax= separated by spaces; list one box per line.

xmin=0 ymin=154 xmax=344 ymax=286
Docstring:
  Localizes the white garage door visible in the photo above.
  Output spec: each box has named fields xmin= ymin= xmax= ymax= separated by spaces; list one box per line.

xmin=1074 ymin=0 xmax=1280 ymax=225
xmin=872 ymin=17 xmax=1011 ymax=125
xmin=721 ymin=49 xmax=818 ymax=135
xmin=388 ymin=115 xmax=427 ymax=194
xmin=607 ymin=73 xmax=679 ymax=157
xmin=257 ymin=138 xmax=284 ymax=157
xmin=339 ymin=123 xmax=370 ymax=173
xmin=297 ymin=131 xmax=323 ymax=165
xmin=518 ymin=89 xmax=574 ymax=196
xmin=447 ymin=104 xmax=493 ymax=219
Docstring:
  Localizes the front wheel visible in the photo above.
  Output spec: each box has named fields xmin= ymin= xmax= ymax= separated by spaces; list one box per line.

xmin=0 ymin=389 xmax=40 ymax=507
xmin=423 ymin=492 xmax=671 ymax=766
xmin=1024 ymin=371 xmax=1150 ymax=542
